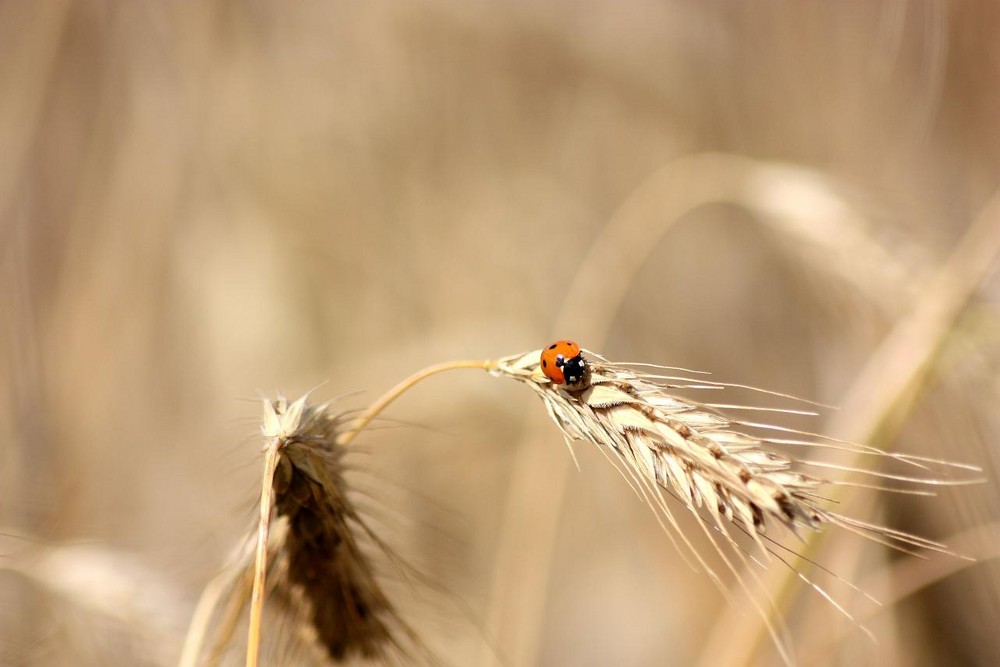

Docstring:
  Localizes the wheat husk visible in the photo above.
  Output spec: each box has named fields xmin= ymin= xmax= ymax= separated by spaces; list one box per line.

xmin=491 ymin=347 xmax=980 ymax=662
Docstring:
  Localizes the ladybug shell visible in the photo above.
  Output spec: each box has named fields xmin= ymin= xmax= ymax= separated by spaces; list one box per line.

xmin=540 ymin=340 xmax=583 ymax=385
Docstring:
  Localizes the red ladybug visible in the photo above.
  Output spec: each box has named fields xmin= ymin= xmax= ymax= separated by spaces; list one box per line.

xmin=540 ymin=340 xmax=590 ymax=388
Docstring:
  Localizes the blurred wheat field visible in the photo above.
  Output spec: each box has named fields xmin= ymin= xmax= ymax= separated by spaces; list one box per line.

xmin=2 ymin=1 xmax=1000 ymax=666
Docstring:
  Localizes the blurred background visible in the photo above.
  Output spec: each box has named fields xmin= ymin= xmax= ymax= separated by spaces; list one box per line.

xmin=2 ymin=1 xmax=999 ymax=665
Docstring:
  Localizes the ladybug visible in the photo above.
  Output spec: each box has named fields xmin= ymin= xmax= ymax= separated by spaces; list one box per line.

xmin=540 ymin=340 xmax=590 ymax=389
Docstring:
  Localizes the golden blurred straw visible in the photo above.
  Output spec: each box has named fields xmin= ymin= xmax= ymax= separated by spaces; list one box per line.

xmin=803 ymin=520 xmax=1000 ymax=664
xmin=178 ymin=555 xmax=254 ymax=667
xmin=245 ymin=444 xmax=280 ymax=667
xmin=696 ymin=187 xmax=1000 ymax=665
xmin=0 ymin=1 xmax=71 ymax=219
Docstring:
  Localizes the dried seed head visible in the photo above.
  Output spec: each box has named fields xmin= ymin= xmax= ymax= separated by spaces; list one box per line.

xmin=189 ymin=395 xmax=424 ymax=666
xmin=494 ymin=346 xmax=978 ymax=580
xmin=267 ymin=397 xmax=388 ymax=660
xmin=261 ymin=394 xmax=423 ymax=663
xmin=491 ymin=345 xmax=982 ymax=664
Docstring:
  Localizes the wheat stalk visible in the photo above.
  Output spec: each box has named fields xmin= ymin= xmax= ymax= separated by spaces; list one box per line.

xmin=304 ymin=347 xmax=976 ymax=663
xmin=185 ymin=345 xmax=978 ymax=665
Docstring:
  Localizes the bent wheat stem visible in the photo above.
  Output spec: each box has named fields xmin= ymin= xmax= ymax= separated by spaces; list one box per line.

xmin=336 ymin=359 xmax=496 ymax=447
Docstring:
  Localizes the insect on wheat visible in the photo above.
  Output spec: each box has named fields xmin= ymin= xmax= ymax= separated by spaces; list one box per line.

xmin=492 ymin=341 xmax=980 ymax=663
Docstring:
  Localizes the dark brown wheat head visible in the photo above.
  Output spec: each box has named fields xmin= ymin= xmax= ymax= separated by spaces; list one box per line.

xmin=184 ymin=395 xmax=422 ymax=667
xmin=264 ymin=395 xmax=414 ymax=662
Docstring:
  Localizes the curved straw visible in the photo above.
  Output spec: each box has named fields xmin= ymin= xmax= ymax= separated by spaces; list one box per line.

xmin=0 ymin=1 xmax=72 ymax=227
xmin=178 ymin=559 xmax=251 ymax=667
xmin=696 ymin=187 xmax=1000 ymax=666
xmin=480 ymin=152 xmax=921 ymax=666
xmin=803 ymin=520 xmax=1000 ymax=663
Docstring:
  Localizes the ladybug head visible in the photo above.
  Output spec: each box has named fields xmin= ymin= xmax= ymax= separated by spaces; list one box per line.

xmin=559 ymin=352 xmax=590 ymax=389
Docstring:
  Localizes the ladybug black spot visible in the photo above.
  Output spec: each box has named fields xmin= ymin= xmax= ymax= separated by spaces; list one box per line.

xmin=542 ymin=359 xmax=547 ymax=367
xmin=548 ymin=343 xmax=558 ymax=350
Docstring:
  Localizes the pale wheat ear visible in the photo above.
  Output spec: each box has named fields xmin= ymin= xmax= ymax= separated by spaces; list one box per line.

xmin=492 ymin=346 xmax=981 ymax=666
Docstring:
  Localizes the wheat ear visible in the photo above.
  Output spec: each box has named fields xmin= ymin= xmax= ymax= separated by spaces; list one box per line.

xmin=250 ymin=393 xmax=426 ymax=666
xmin=180 ymin=394 xmax=423 ymax=667
xmin=491 ymin=347 xmax=980 ymax=663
